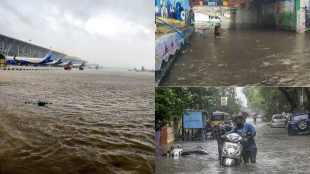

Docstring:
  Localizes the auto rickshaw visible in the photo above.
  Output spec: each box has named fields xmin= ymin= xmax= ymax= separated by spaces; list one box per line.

xmin=209 ymin=111 xmax=228 ymax=127
xmin=207 ymin=111 xmax=232 ymax=138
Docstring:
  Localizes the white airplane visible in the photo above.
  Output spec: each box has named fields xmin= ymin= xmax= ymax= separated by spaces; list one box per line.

xmin=5 ymin=51 xmax=54 ymax=66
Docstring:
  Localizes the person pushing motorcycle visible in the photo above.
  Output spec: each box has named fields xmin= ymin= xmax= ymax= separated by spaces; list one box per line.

xmin=229 ymin=113 xmax=257 ymax=164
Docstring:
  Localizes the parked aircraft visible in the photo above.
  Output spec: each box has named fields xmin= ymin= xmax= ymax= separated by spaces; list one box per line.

xmin=5 ymin=51 xmax=54 ymax=66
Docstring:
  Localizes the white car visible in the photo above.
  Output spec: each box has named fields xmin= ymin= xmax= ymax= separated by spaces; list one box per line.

xmin=271 ymin=114 xmax=287 ymax=128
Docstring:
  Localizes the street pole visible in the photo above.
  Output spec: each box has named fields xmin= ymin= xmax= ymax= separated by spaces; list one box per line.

xmin=29 ymin=40 xmax=32 ymax=57
xmin=300 ymin=88 xmax=304 ymax=110
xmin=182 ymin=112 xmax=184 ymax=141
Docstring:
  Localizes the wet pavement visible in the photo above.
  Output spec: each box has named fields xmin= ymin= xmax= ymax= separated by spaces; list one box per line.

xmin=161 ymin=29 xmax=310 ymax=86
xmin=0 ymin=70 xmax=154 ymax=174
xmin=156 ymin=118 xmax=310 ymax=174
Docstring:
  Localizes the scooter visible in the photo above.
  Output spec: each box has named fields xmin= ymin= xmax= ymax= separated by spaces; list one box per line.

xmin=220 ymin=132 xmax=244 ymax=166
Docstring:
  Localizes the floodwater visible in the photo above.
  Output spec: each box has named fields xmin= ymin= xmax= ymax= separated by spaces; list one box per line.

xmin=161 ymin=29 xmax=310 ymax=86
xmin=156 ymin=118 xmax=310 ymax=174
xmin=0 ymin=70 xmax=154 ymax=174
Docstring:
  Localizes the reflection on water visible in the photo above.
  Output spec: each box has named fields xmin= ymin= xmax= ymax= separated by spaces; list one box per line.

xmin=0 ymin=70 xmax=154 ymax=174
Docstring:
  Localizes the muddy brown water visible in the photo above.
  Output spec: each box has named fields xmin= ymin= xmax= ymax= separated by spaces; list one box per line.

xmin=161 ymin=29 xmax=310 ymax=86
xmin=0 ymin=70 xmax=154 ymax=174
xmin=156 ymin=119 xmax=310 ymax=174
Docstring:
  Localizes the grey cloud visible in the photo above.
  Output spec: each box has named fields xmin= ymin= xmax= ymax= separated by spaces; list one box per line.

xmin=0 ymin=0 xmax=154 ymax=69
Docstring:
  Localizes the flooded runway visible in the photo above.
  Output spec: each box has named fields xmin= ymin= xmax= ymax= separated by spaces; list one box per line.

xmin=156 ymin=119 xmax=310 ymax=174
xmin=0 ymin=70 xmax=154 ymax=174
xmin=162 ymin=29 xmax=310 ymax=86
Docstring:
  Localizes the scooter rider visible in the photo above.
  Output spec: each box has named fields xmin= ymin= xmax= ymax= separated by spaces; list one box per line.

xmin=230 ymin=113 xmax=257 ymax=164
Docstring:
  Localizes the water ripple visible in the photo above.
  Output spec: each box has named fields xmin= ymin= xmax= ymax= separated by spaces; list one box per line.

xmin=0 ymin=70 xmax=154 ymax=174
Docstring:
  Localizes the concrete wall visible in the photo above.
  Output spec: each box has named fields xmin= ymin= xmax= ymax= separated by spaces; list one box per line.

xmin=296 ymin=0 xmax=309 ymax=32
xmin=233 ymin=4 xmax=259 ymax=28
xmin=263 ymin=0 xmax=309 ymax=32
xmin=259 ymin=2 xmax=277 ymax=28
xmin=273 ymin=0 xmax=296 ymax=30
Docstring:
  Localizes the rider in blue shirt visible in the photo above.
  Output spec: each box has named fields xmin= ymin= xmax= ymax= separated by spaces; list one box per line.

xmin=231 ymin=113 xmax=257 ymax=163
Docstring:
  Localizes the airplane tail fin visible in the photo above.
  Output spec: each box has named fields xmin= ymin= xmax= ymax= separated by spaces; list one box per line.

xmin=55 ymin=58 xmax=63 ymax=65
xmin=40 ymin=51 xmax=54 ymax=64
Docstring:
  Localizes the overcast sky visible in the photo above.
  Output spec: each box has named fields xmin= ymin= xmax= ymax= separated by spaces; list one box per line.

xmin=0 ymin=0 xmax=154 ymax=69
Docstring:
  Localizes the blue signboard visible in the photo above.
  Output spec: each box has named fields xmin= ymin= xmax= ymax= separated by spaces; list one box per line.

xmin=183 ymin=111 xmax=204 ymax=129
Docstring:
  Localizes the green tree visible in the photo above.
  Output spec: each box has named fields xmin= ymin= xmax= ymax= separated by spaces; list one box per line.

xmin=0 ymin=53 xmax=5 ymax=60
xmin=244 ymin=87 xmax=310 ymax=121
xmin=155 ymin=87 xmax=242 ymax=130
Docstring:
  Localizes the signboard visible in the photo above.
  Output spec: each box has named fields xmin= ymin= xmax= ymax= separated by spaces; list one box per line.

xmin=183 ymin=111 xmax=204 ymax=128
xmin=221 ymin=97 xmax=228 ymax=106
xmin=208 ymin=2 xmax=217 ymax=6
xmin=223 ymin=0 xmax=247 ymax=8
xmin=205 ymin=0 xmax=222 ymax=6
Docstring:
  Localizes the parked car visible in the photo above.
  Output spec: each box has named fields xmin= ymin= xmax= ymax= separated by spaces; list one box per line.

xmin=287 ymin=113 xmax=310 ymax=135
xmin=271 ymin=114 xmax=287 ymax=128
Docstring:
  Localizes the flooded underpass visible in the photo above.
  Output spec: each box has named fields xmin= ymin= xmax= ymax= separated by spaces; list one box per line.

xmin=156 ymin=119 xmax=310 ymax=174
xmin=161 ymin=29 xmax=310 ymax=86
xmin=0 ymin=70 xmax=154 ymax=174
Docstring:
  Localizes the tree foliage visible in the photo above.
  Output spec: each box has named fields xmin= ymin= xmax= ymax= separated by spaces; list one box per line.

xmin=155 ymin=87 xmax=242 ymax=129
xmin=244 ymin=87 xmax=310 ymax=120
xmin=0 ymin=54 xmax=5 ymax=60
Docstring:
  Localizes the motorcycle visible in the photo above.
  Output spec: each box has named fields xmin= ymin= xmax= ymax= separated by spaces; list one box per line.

xmin=220 ymin=132 xmax=246 ymax=166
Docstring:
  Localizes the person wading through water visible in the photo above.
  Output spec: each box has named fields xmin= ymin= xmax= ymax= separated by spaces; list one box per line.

xmin=229 ymin=113 xmax=257 ymax=164
xmin=214 ymin=23 xmax=221 ymax=37
xmin=253 ymin=113 xmax=257 ymax=125
xmin=213 ymin=124 xmax=227 ymax=162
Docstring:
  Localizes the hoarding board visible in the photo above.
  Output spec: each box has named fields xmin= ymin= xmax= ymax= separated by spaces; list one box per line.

xmin=183 ymin=111 xmax=204 ymax=128
xmin=155 ymin=0 xmax=191 ymax=21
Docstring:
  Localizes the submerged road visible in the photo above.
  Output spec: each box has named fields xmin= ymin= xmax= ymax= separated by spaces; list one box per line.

xmin=161 ymin=29 xmax=310 ymax=86
xmin=156 ymin=118 xmax=310 ymax=174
